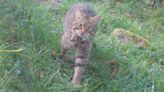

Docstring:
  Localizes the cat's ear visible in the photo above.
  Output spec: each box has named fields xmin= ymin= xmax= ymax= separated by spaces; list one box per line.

xmin=91 ymin=15 xmax=100 ymax=25
xmin=75 ymin=8 xmax=82 ymax=18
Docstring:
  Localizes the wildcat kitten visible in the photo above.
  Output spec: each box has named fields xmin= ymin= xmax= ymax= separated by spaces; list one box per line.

xmin=61 ymin=3 xmax=100 ymax=85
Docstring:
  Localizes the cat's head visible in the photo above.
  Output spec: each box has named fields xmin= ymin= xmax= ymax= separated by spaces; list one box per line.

xmin=71 ymin=8 xmax=100 ymax=41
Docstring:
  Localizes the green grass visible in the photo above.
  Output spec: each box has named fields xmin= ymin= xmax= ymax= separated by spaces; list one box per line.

xmin=0 ymin=0 xmax=164 ymax=92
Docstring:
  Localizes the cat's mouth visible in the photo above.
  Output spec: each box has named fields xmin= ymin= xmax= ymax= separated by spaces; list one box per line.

xmin=80 ymin=36 xmax=89 ymax=41
xmin=70 ymin=33 xmax=89 ymax=42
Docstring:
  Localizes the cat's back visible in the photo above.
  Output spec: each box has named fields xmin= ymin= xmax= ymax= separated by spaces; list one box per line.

xmin=63 ymin=3 xmax=96 ymax=32
xmin=66 ymin=3 xmax=96 ymax=17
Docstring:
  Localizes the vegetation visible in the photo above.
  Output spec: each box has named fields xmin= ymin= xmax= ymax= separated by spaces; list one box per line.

xmin=0 ymin=0 xmax=163 ymax=92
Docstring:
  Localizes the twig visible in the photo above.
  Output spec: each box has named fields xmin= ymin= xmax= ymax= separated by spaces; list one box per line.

xmin=0 ymin=48 xmax=23 ymax=53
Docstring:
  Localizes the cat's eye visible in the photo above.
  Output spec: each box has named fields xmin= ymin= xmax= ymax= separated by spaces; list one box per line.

xmin=79 ymin=24 xmax=82 ymax=27
xmin=72 ymin=23 xmax=83 ymax=30
xmin=73 ymin=26 xmax=81 ymax=30
xmin=73 ymin=27 xmax=78 ymax=30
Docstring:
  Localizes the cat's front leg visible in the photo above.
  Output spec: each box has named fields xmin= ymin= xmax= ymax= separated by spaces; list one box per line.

xmin=72 ymin=57 xmax=87 ymax=85
xmin=72 ymin=45 xmax=91 ymax=85
xmin=60 ymin=32 xmax=74 ymax=60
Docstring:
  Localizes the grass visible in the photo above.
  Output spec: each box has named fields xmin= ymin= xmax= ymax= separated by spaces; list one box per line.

xmin=0 ymin=0 xmax=164 ymax=92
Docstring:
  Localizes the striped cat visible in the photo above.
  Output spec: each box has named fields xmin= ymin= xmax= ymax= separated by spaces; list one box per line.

xmin=61 ymin=3 xmax=100 ymax=85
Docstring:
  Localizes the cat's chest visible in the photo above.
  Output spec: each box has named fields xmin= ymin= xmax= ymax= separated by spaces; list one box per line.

xmin=72 ymin=38 xmax=92 ymax=48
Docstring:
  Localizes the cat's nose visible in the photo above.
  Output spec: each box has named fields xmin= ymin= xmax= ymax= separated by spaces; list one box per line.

xmin=80 ymin=28 xmax=85 ymax=34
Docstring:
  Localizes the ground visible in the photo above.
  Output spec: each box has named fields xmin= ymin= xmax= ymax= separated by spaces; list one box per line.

xmin=0 ymin=0 xmax=164 ymax=92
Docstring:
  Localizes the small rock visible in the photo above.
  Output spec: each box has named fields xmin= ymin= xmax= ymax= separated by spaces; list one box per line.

xmin=111 ymin=28 xmax=150 ymax=48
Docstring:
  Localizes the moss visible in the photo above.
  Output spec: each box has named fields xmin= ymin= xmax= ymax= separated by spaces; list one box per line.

xmin=112 ymin=28 xmax=150 ymax=48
